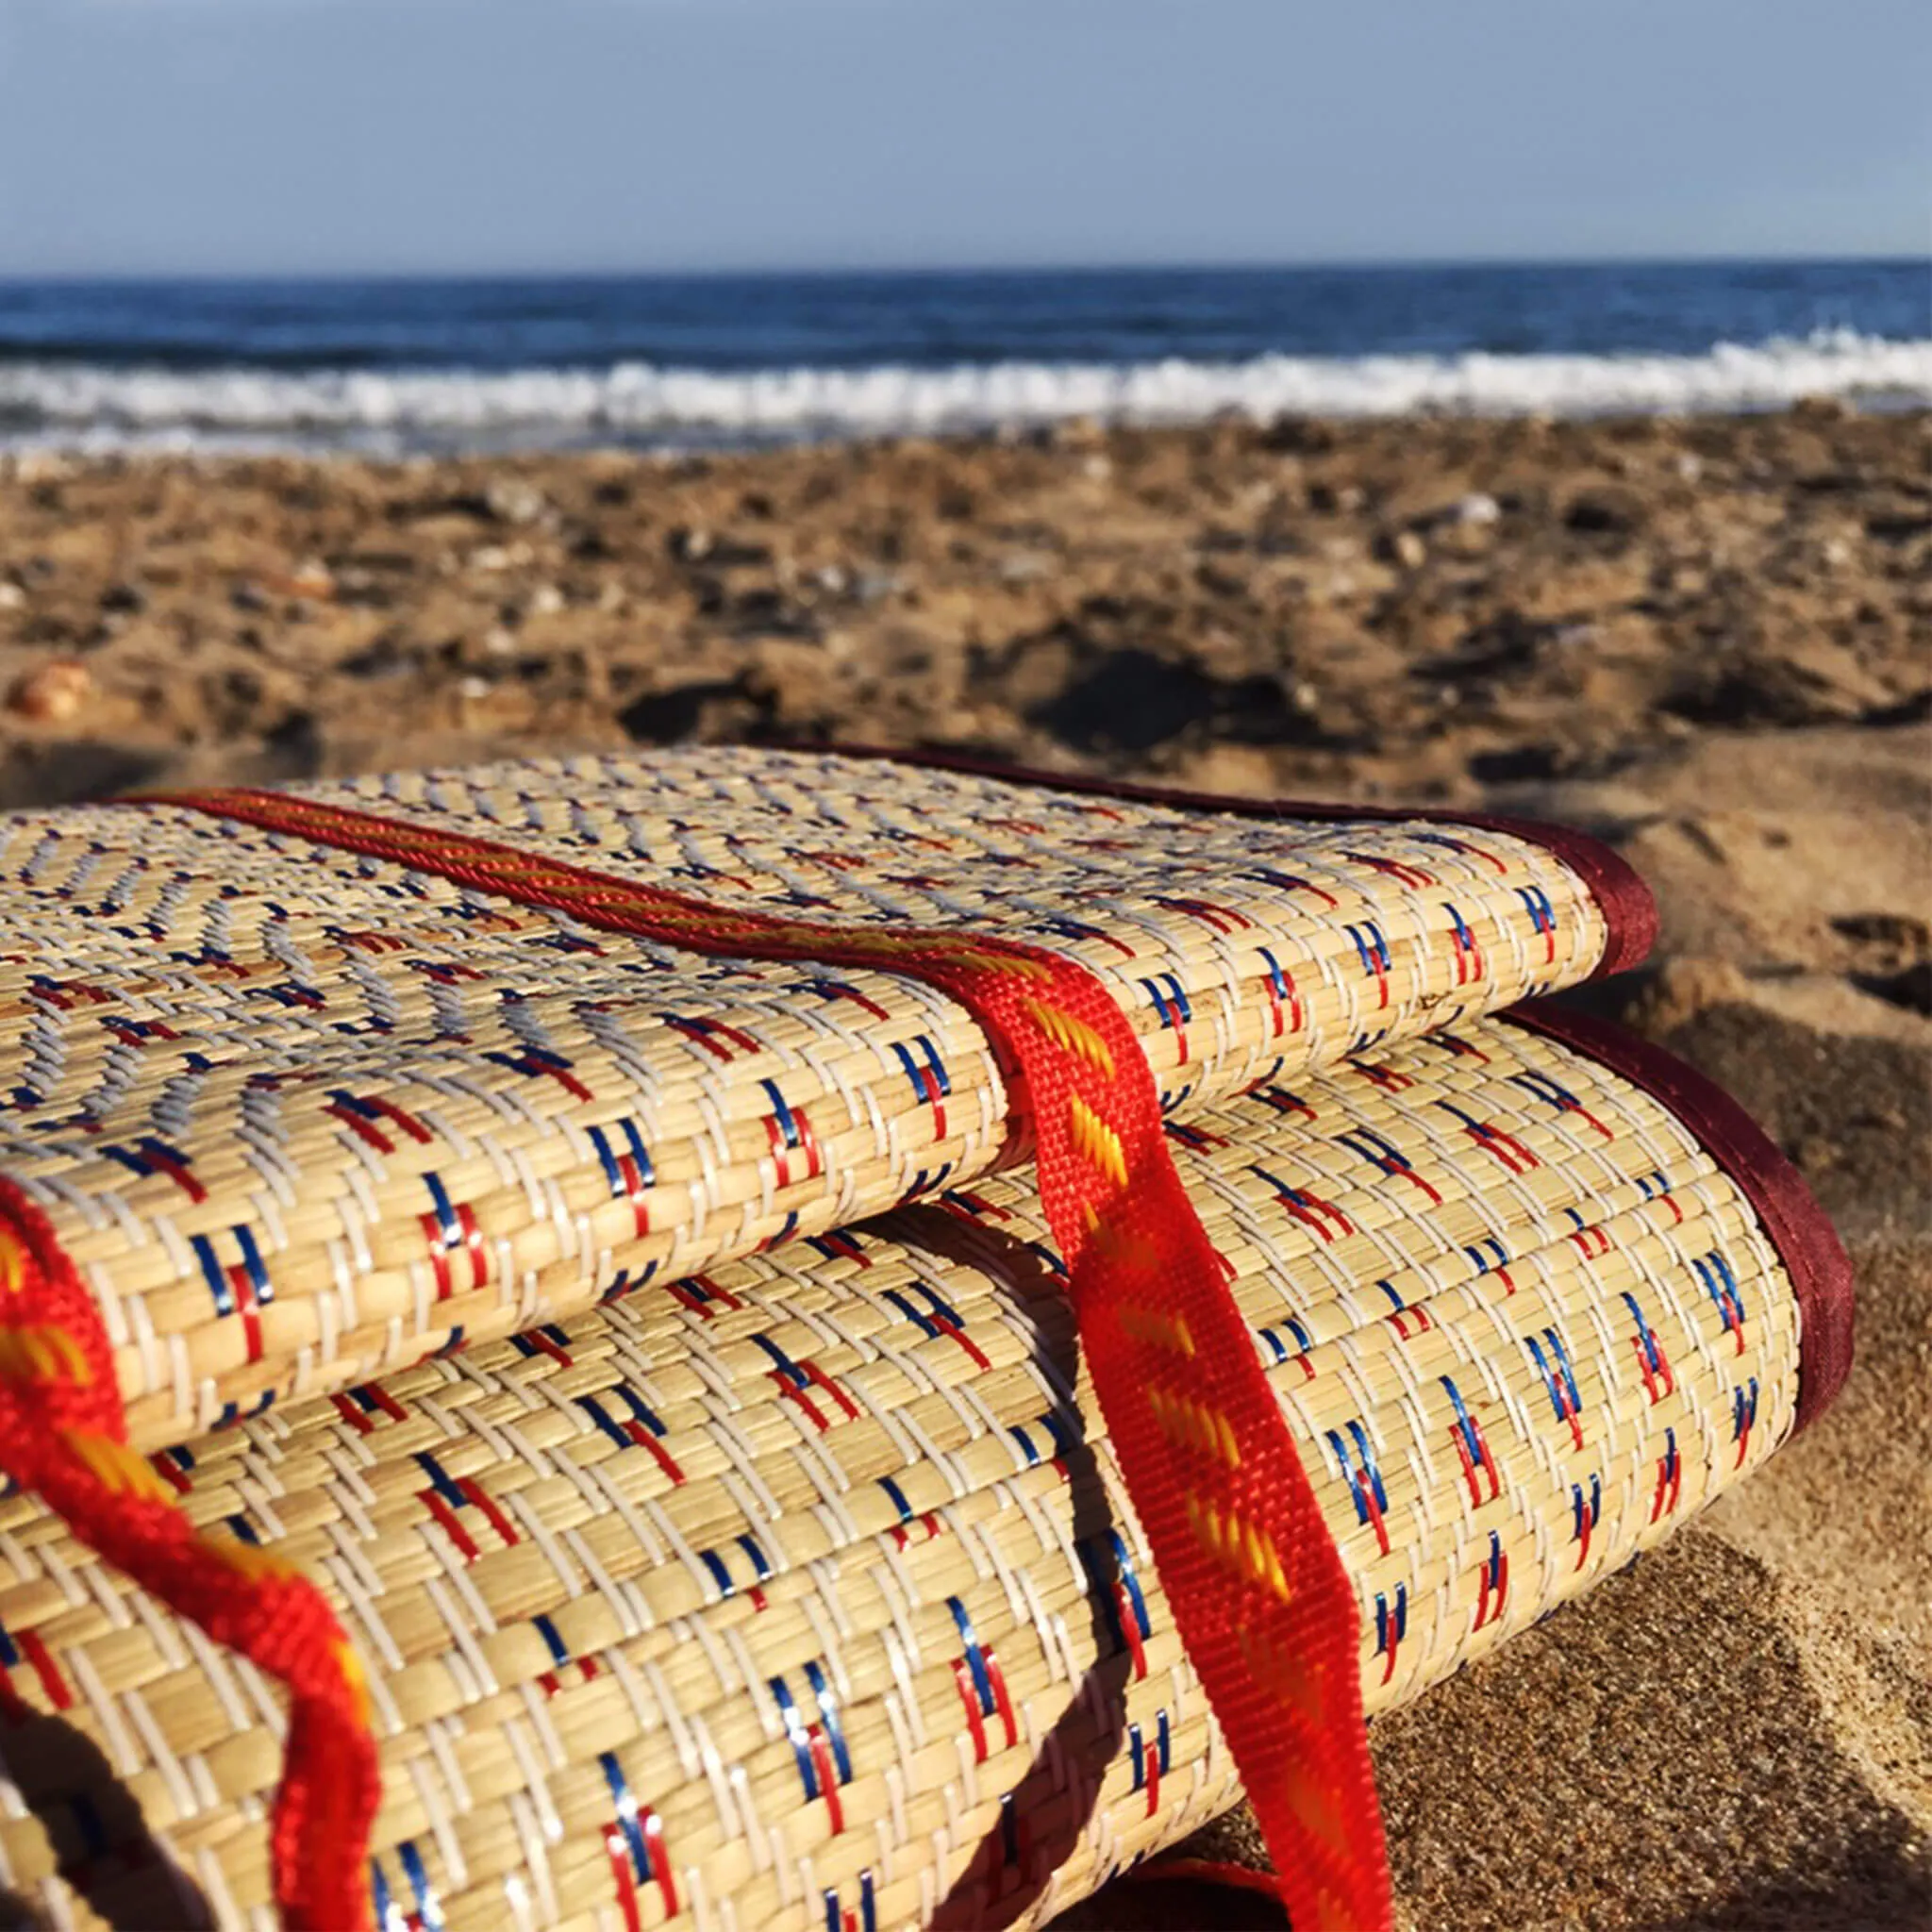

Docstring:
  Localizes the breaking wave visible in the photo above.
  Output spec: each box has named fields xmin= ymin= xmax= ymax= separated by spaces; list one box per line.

xmin=2 ymin=327 xmax=1925 ymax=454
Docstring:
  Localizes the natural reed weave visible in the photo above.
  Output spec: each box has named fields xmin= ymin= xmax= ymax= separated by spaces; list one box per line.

xmin=0 ymin=750 xmax=1609 ymax=1453
xmin=0 ymin=1013 xmax=1799 ymax=1932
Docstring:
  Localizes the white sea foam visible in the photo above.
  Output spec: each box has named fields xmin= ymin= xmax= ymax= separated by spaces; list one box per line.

xmin=2 ymin=328 xmax=1925 ymax=453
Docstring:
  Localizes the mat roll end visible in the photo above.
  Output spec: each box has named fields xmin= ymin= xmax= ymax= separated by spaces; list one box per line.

xmin=1503 ymin=1003 xmax=1855 ymax=1435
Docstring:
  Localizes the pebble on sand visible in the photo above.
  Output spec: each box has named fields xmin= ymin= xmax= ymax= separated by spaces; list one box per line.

xmin=6 ymin=658 xmax=94 ymax=724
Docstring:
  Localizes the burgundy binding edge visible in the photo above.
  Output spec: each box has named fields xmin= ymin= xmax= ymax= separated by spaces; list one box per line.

xmin=1502 ymin=1004 xmax=1854 ymax=1437
xmin=821 ymin=741 xmax=1659 ymax=979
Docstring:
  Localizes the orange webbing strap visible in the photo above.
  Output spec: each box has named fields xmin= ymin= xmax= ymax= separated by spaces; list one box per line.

xmin=0 ymin=1175 xmax=379 ymax=1932
xmin=4 ymin=783 xmax=1393 ymax=1931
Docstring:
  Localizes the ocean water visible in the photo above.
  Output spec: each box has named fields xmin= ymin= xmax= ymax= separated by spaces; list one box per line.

xmin=0 ymin=258 xmax=1924 ymax=455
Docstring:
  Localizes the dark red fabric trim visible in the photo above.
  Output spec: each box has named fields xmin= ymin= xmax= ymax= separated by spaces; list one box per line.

xmin=1501 ymin=1004 xmax=1854 ymax=1438
xmin=821 ymin=741 xmax=1658 ymax=978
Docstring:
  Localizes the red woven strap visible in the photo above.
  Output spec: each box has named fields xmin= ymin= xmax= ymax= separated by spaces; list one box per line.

xmin=1131 ymin=1855 xmax=1297 ymax=1918
xmin=0 ymin=1176 xmax=379 ymax=1932
xmin=0 ymin=784 xmax=1392 ymax=1931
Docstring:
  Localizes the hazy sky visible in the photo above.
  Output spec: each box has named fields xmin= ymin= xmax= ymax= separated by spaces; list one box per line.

xmin=1 ymin=0 xmax=1925 ymax=276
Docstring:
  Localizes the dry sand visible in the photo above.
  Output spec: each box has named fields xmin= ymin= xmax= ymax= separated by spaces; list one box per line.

xmin=2 ymin=409 xmax=1927 ymax=1929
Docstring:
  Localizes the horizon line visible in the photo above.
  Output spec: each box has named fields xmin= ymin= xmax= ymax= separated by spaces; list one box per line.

xmin=0 ymin=249 xmax=1924 ymax=286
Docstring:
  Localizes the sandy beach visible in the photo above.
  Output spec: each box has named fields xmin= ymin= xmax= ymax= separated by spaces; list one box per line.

xmin=3 ymin=408 xmax=1927 ymax=1928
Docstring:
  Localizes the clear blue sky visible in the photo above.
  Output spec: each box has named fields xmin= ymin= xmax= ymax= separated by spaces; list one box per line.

xmin=1 ymin=0 xmax=1925 ymax=276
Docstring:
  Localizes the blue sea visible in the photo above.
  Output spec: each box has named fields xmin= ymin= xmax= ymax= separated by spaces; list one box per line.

xmin=0 ymin=258 xmax=1924 ymax=455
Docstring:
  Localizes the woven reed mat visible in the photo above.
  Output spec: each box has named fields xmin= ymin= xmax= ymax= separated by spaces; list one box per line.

xmin=0 ymin=749 xmax=1846 ymax=1932
xmin=0 ymin=750 xmax=1638 ymax=1450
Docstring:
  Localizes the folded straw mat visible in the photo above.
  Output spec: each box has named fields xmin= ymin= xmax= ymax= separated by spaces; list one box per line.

xmin=0 ymin=748 xmax=1852 ymax=1932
